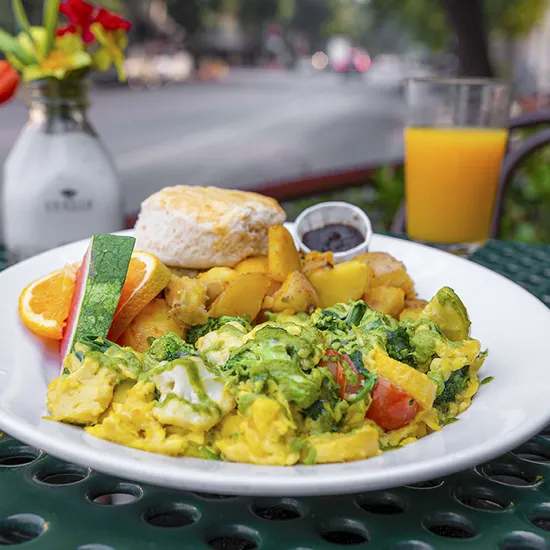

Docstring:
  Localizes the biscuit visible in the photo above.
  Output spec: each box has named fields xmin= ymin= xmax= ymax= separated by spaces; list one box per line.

xmin=134 ymin=186 xmax=286 ymax=269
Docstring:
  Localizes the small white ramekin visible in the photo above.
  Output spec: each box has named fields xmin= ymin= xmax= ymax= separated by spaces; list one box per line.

xmin=294 ymin=201 xmax=373 ymax=263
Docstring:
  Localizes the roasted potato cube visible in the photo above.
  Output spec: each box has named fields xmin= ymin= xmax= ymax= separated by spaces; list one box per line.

xmin=363 ymin=286 xmax=405 ymax=319
xmin=357 ymin=252 xmax=416 ymax=298
xmin=422 ymin=287 xmax=470 ymax=341
xmin=268 ymin=226 xmax=301 ymax=282
xmin=209 ymin=273 xmax=270 ymax=320
xmin=399 ymin=308 xmax=422 ymax=322
xmin=197 ymin=267 xmax=239 ymax=301
xmin=234 ymin=256 xmax=268 ymax=274
xmin=165 ymin=275 xmax=208 ymax=326
xmin=405 ymin=298 xmax=428 ymax=310
xmin=263 ymin=271 xmax=319 ymax=313
xmin=118 ymin=298 xmax=184 ymax=351
xmin=307 ymin=260 xmax=369 ymax=308
xmin=399 ymin=298 xmax=428 ymax=321
xmin=301 ymin=250 xmax=334 ymax=276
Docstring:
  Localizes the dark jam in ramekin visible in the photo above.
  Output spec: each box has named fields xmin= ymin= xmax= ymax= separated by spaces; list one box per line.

xmin=302 ymin=224 xmax=364 ymax=253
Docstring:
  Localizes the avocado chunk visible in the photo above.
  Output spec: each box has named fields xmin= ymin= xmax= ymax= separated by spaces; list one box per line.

xmin=422 ymin=287 xmax=470 ymax=342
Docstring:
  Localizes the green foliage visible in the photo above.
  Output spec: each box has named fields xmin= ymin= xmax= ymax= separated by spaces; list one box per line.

xmin=367 ymin=0 xmax=448 ymax=51
xmin=500 ymin=143 xmax=550 ymax=244
xmin=366 ymin=0 xmax=546 ymax=54
xmin=486 ymin=0 xmax=547 ymax=38
xmin=43 ymin=0 xmax=61 ymax=55
xmin=281 ymin=165 xmax=404 ymax=233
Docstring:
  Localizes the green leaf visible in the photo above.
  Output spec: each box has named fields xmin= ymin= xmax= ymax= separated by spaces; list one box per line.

xmin=43 ymin=0 xmax=61 ymax=55
xmin=480 ymin=376 xmax=494 ymax=386
xmin=0 ymin=29 xmax=34 ymax=65
xmin=199 ymin=446 xmax=221 ymax=461
xmin=11 ymin=0 xmax=35 ymax=46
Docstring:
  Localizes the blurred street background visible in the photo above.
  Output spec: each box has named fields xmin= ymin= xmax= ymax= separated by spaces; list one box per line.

xmin=2 ymin=0 xmax=550 ymax=242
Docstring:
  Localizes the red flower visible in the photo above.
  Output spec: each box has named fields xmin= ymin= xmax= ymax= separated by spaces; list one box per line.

xmin=59 ymin=0 xmax=96 ymax=43
xmin=95 ymin=8 xmax=132 ymax=32
xmin=0 ymin=61 xmax=20 ymax=107
xmin=56 ymin=24 xmax=78 ymax=38
xmin=58 ymin=0 xmax=131 ymax=44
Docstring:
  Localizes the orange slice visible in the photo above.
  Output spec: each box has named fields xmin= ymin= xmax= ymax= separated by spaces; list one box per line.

xmin=19 ymin=251 xmax=171 ymax=343
xmin=108 ymin=251 xmax=172 ymax=341
xmin=18 ymin=264 xmax=78 ymax=340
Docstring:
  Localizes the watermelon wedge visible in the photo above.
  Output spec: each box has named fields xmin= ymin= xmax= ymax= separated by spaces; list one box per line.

xmin=60 ymin=234 xmax=136 ymax=366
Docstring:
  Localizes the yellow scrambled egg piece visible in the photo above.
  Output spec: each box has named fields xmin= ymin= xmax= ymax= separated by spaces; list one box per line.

xmin=378 ymin=408 xmax=441 ymax=448
xmin=308 ymin=424 xmax=380 ymax=463
xmin=46 ymin=357 xmax=118 ymax=425
xmin=367 ymin=349 xmax=436 ymax=410
xmin=214 ymin=396 xmax=300 ymax=466
xmin=86 ymin=381 xmax=190 ymax=457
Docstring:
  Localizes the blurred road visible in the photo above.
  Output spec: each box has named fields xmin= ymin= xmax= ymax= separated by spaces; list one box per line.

xmin=0 ymin=68 xmax=405 ymax=215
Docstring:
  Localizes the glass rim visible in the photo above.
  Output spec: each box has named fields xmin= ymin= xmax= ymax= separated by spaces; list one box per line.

xmin=406 ymin=76 xmax=511 ymax=89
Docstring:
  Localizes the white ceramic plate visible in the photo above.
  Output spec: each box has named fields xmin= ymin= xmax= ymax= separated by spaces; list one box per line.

xmin=1 ymin=230 xmax=549 ymax=497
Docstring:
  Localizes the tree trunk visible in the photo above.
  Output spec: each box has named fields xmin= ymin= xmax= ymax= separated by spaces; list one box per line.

xmin=440 ymin=0 xmax=494 ymax=77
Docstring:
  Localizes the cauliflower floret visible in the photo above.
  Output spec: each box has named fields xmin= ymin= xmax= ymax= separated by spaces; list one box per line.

xmin=47 ymin=357 xmax=119 ymax=425
xmin=151 ymin=356 xmax=234 ymax=432
xmin=195 ymin=322 xmax=246 ymax=368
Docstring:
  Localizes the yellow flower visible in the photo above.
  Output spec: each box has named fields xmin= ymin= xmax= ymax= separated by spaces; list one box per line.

xmin=17 ymin=27 xmax=47 ymax=61
xmin=22 ymin=33 xmax=92 ymax=82
xmin=90 ymin=23 xmax=127 ymax=82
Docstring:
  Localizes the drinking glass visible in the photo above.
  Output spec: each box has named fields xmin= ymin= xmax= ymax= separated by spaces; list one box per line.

xmin=405 ymin=77 xmax=512 ymax=255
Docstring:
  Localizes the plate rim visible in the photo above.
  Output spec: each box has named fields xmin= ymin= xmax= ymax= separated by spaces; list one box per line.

xmin=1 ymin=231 xmax=549 ymax=496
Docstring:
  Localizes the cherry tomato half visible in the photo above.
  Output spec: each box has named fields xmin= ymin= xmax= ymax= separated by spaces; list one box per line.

xmin=320 ymin=350 xmax=363 ymax=399
xmin=0 ymin=61 xmax=20 ymax=106
xmin=366 ymin=377 xmax=420 ymax=431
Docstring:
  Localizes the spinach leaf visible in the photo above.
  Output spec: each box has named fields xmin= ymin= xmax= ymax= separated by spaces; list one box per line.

xmin=386 ymin=326 xmax=416 ymax=366
xmin=434 ymin=366 xmax=470 ymax=406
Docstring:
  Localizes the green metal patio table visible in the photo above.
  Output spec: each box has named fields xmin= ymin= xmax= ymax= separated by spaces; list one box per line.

xmin=1 ymin=239 xmax=550 ymax=550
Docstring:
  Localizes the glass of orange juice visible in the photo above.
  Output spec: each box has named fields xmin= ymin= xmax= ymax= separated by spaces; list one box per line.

xmin=405 ymin=77 xmax=512 ymax=255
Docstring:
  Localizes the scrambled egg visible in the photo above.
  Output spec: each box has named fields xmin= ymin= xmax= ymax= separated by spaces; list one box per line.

xmin=46 ymin=286 xmax=487 ymax=465
xmin=308 ymin=425 xmax=380 ymax=463
xmin=214 ymin=396 xmax=300 ymax=466
xmin=47 ymin=357 xmax=119 ymax=425
xmin=86 ymin=381 xmax=193 ymax=456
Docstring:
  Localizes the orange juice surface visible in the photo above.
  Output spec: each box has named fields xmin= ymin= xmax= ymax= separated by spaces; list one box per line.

xmin=405 ymin=127 xmax=508 ymax=244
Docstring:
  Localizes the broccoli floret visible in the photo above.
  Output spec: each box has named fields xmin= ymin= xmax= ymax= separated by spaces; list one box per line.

xmin=313 ymin=309 xmax=347 ymax=332
xmin=186 ymin=316 xmax=252 ymax=345
xmin=434 ymin=366 xmax=470 ymax=406
xmin=147 ymin=332 xmax=199 ymax=363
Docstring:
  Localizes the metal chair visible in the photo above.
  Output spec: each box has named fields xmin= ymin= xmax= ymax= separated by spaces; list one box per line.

xmin=390 ymin=110 xmax=550 ymax=236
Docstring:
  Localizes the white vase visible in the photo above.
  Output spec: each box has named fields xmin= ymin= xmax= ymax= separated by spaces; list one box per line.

xmin=2 ymin=78 xmax=124 ymax=264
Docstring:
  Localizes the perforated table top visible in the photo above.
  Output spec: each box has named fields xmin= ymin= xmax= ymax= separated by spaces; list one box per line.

xmin=1 ymin=239 xmax=550 ymax=550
